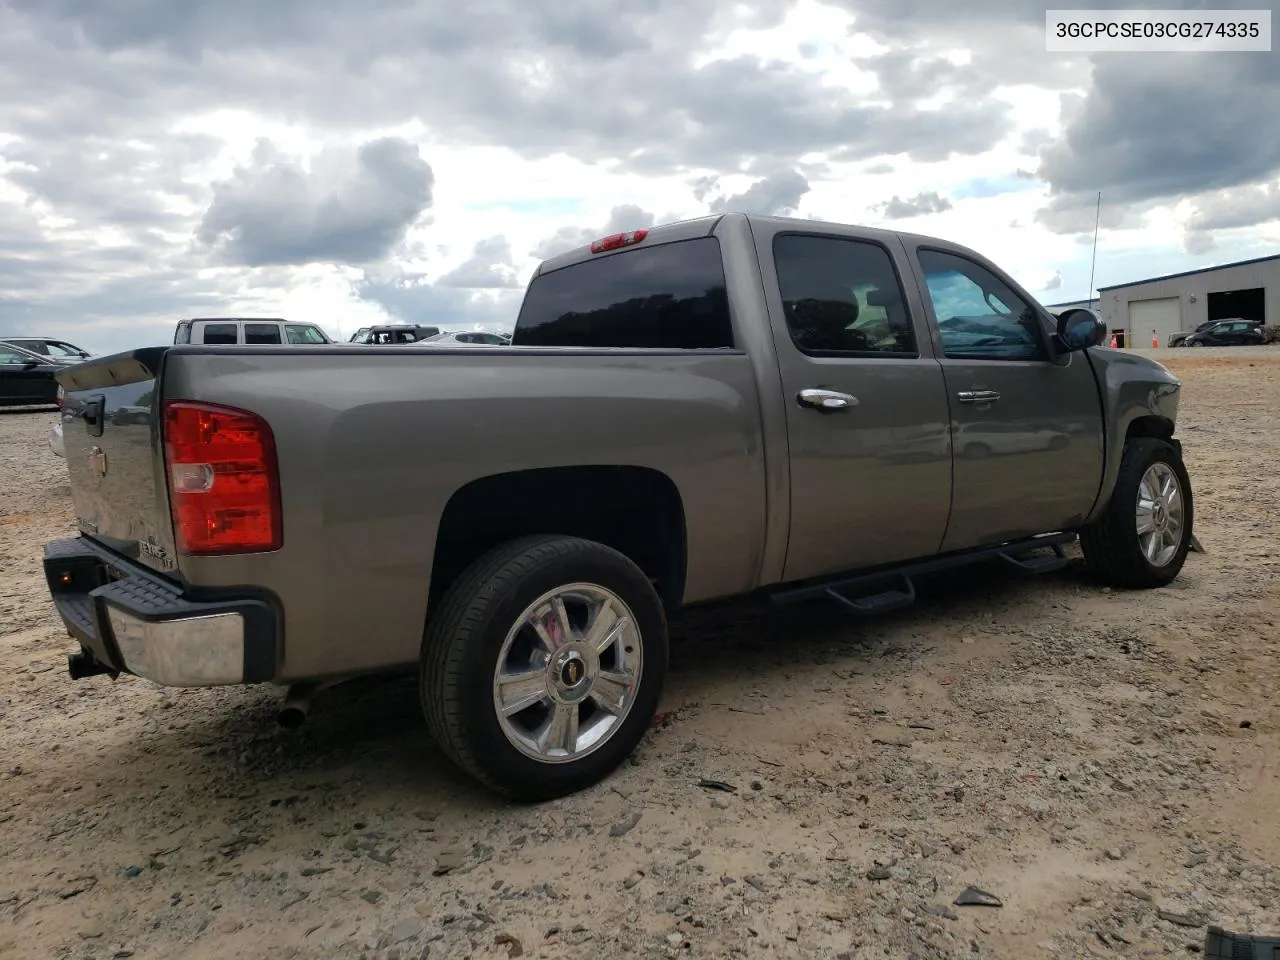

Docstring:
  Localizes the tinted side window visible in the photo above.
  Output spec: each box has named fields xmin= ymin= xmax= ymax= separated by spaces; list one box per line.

xmin=513 ymin=237 xmax=733 ymax=348
xmin=200 ymin=323 xmax=239 ymax=344
xmin=917 ymin=250 xmax=1047 ymax=361
xmin=773 ymin=235 xmax=917 ymax=355
xmin=244 ymin=323 xmax=282 ymax=344
xmin=0 ymin=349 xmax=29 ymax=364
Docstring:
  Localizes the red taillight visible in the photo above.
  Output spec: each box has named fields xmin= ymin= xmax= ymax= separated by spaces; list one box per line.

xmin=162 ymin=400 xmax=281 ymax=555
xmin=590 ymin=229 xmax=647 ymax=253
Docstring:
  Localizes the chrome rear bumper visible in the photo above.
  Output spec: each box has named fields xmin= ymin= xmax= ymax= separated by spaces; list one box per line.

xmin=43 ymin=537 xmax=280 ymax=687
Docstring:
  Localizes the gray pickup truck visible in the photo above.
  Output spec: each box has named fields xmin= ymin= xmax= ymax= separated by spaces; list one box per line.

xmin=42 ymin=213 xmax=1194 ymax=801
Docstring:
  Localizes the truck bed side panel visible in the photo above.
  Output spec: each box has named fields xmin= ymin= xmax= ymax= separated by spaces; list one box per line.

xmin=161 ymin=348 xmax=767 ymax=681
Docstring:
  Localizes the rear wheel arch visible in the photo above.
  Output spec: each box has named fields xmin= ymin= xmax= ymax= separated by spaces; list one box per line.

xmin=429 ymin=465 xmax=688 ymax=612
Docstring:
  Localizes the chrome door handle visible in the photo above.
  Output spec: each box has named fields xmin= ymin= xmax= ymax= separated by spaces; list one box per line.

xmin=798 ymin=388 xmax=858 ymax=411
xmin=957 ymin=390 xmax=1000 ymax=404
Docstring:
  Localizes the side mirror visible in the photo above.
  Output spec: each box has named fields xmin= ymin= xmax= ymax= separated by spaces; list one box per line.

xmin=1056 ymin=308 xmax=1107 ymax=351
xmin=22 ymin=360 xmax=39 ymax=370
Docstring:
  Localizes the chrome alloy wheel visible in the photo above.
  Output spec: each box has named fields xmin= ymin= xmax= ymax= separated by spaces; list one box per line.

xmin=1136 ymin=461 xmax=1185 ymax=567
xmin=491 ymin=583 xmax=643 ymax=763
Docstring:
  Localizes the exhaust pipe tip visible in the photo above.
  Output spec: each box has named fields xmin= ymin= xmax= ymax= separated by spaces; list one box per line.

xmin=277 ymin=704 xmax=308 ymax=729
xmin=276 ymin=678 xmax=348 ymax=729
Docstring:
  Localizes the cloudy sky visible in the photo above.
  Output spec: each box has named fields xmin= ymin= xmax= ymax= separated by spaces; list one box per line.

xmin=1 ymin=0 xmax=1277 ymax=351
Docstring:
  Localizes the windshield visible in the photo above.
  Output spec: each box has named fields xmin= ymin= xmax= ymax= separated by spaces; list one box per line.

xmin=46 ymin=341 xmax=88 ymax=357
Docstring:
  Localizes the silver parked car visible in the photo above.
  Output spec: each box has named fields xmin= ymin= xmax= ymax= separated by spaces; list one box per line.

xmin=421 ymin=331 xmax=509 ymax=346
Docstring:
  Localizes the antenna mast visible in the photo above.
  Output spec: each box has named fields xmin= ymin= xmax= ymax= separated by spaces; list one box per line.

xmin=1088 ymin=191 xmax=1101 ymax=310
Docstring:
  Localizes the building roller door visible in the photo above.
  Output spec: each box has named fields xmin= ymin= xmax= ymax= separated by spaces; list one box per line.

xmin=1127 ymin=297 xmax=1181 ymax=344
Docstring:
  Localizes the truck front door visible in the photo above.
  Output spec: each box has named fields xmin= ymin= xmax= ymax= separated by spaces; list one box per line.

xmin=754 ymin=225 xmax=954 ymax=583
xmin=903 ymin=242 xmax=1105 ymax=553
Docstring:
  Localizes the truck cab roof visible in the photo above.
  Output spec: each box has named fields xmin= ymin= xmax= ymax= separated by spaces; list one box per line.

xmin=533 ymin=212 xmax=979 ymax=279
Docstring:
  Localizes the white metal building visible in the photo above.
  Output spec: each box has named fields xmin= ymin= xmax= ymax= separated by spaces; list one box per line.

xmin=1094 ymin=254 xmax=1279 ymax=348
xmin=1043 ymin=297 xmax=1099 ymax=316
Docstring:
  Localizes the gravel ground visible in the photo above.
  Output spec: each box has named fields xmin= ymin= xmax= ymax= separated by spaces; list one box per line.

xmin=1 ymin=348 xmax=1278 ymax=960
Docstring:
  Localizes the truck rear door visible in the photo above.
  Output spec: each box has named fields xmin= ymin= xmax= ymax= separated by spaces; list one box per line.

xmin=746 ymin=220 xmax=954 ymax=583
xmin=56 ymin=349 xmax=181 ymax=576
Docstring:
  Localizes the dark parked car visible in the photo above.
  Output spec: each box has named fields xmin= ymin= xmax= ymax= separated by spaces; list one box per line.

xmin=1185 ymin=319 xmax=1268 ymax=347
xmin=1170 ymin=319 xmax=1274 ymax=347
xmin=0 ymin=342 xmax=70 ymax=407
xmin=0 ymin=336 xmax=93 ymax=361
xmin=350 ymin=324 xmax=442 ymax=344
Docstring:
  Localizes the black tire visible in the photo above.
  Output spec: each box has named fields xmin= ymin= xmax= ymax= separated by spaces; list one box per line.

xmin=1079 ymin=437 xmax=1193 ymax=589
xmin=420 ymin=535 xmax=668 ymax=801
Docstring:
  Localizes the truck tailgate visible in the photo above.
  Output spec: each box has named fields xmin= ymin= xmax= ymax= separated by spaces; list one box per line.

xmin=55 ymin=348 xmax=179 ymax=577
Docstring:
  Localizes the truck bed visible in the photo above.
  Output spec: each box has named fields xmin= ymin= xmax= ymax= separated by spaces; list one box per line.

xmin=54 ymin=343 xmax=769 ymax=680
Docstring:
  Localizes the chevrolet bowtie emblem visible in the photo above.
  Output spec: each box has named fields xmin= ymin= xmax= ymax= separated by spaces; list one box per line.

xmin=88 ymin=446 xmax=108 ymax=478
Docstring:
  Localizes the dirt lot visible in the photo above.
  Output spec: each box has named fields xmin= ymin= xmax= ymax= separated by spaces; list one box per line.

xmin=2 ymin=348 xmax=1278 ymax=960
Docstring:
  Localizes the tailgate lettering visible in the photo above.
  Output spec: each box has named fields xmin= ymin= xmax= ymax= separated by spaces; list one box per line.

xmin=138 ymin=537 xmax=175 ymax=569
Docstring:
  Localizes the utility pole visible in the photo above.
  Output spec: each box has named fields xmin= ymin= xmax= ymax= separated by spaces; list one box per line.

xmin=1088 ymin=191 xmax=1101 ymax=311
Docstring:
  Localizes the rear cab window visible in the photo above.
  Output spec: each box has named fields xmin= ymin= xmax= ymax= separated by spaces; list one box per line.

xmin=513 ymin=237 xmax=734 ymax=348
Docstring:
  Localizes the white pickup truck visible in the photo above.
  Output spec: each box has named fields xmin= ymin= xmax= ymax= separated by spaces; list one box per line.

xmin=173 ymin=317 xmax=333 ymax=345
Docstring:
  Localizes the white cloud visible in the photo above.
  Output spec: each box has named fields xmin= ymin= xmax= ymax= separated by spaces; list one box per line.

xmin=1 ymin=0 xmax=1277 ymax=352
